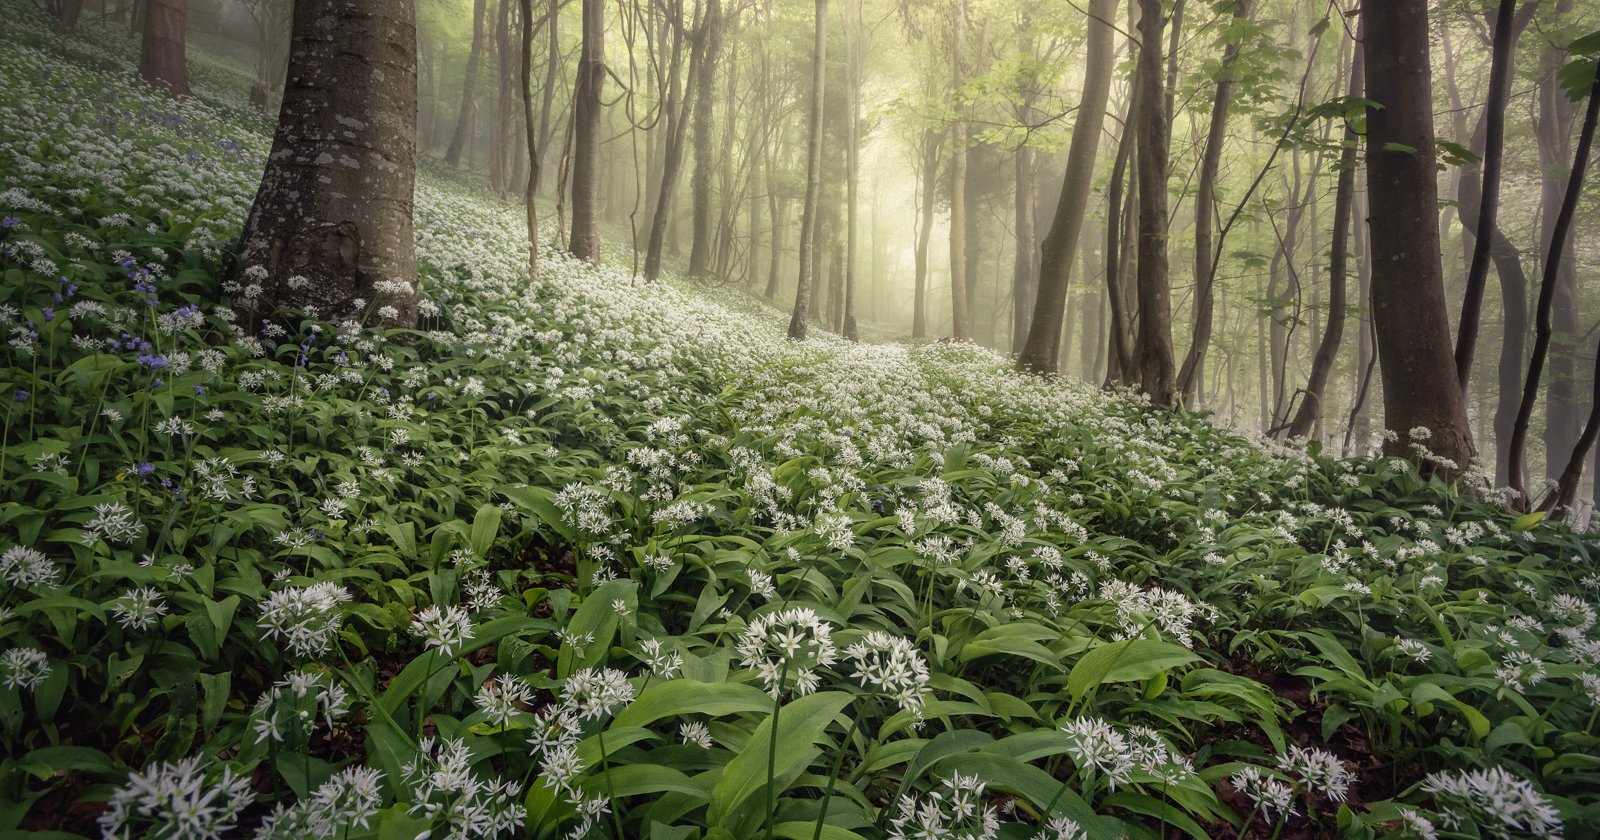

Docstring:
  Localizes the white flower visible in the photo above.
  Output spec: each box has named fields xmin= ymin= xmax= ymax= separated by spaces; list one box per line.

xmin=258 ymin=583 xmax=352 ymax=658
xmin=113 ymin=587 xmax=169 ymax=632
xmin=1277 ymin=745 xmax=1355 ymax=802
xmin=736 ymin=607 xmax=837 ymax=698
xmin=1422 ymin=767 xmax=1563 ymax=839
xmin=97 ymin=756 xmax=255 ymax=840
xmin=402 ymin=737 xmax=525 ymax=839
xmin=560 ymin=667 xmax=635 ymax=721
xmin=637 ymin=638 xmax=683 ymax=678
xmin=1 ymin=647 xmax=52 ymax=691
xmin=679 ymin=721 xmax=714 ymax=748
xmin=845 ymin=631 xmax=930 ymax=718
xmin=0 ymin=545 xmax=61 ymax=588
xmin=255 ymin=767 xmax=384 ymax=839
xmin=410 ymin=604 xmax=474 ymax=656
xmin=250 ymin=669 xmax=350 ymax=745
xmin=474 ymin=675 xmax=535 ymax=728
xmin=887 ymin=773 xmax=1000 ymax=840
xmin=1232 ymin=766 xmax=1298 ymax=821
xmin=1032 ymin=816 xmax=1086 ymax=840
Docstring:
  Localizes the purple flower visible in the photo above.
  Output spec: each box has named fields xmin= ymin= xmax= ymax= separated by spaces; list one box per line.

xmin=1 ymin=217 xmax=19 ymax=229
xmin=13 ymin=389 xmax=29 ymax=402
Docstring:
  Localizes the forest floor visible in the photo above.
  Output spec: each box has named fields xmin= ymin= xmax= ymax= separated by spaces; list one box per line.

xmin=0 ymin=5 xmax=1597 ymax=839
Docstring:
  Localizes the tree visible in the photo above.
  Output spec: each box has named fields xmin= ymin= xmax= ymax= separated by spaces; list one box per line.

xmin=139 ymin=0 xmax=190 ymax=96
xmin=1285 ymin=23 xmax=1361 ymax=440
xmin=787 ymin=0 xmax=828 ymax=340
xmin=230 ymin=0 xmax=418 ymax=327
xmin=911 ymin=127 xmax=940 ymax=338
xmin=1176 ymin=0 xmax=1249 ymax=398
xmin=1132 ymin=0 xmax=1175 ymax=407
xmin=643 ymin=0 xmax=694 ymax=282
xmin=520 ymin=0 xmax=541 ymax=280
xmin=444 ymin=0 xmax=489 ymax=169
xmin=1360 ymin=0 xmax=1475 ymax=469
xmin=1016 ymin=0 xmax=1117 ymax=373
xmin=568 ymin=0 xmax=604 ymax=262
xmin=947 ymin=0 xmax=971 ymax=342
xmin=687 ymin=0 xmax=723 ymax=278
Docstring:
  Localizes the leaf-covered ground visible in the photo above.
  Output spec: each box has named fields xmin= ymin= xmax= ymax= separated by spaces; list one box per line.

xmin=1 ymin=6 xmax=1597 ymax=839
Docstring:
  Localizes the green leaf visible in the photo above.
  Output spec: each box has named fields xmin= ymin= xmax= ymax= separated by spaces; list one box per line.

xmin=1512 ymin=510 xmax=1546 ymax=530
xmin=1068 ymin=639 xmax=1202 ymax=700
xmin=469 ymin=502 xmax=503 ymax=559
xmin=707 ymin=690 xmax=852 ymax=835
xmin=612 ymin=678 xmax=773 ymax=729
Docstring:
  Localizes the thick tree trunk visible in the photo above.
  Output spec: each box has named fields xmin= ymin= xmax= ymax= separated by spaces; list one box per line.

xmin=568 ymin=0 xmax=604 ymax=261
xmin=686 ymin=0 xmax=721 ymax=278
xmin=231 ymin=0 xmax=417 ymax=327
xmin=1016 ymin=0 xmax=1116 ymax=372
xmin=139 ymin=0 xmax=189 ymax=96
xmin=1537 ymin=10 xmax=1582 ymax=482
xmin=1361 ymin=0 xmax=1475 ymax=471
xmin=843 ymin=0 xmax=862 ymax=341
xmin=1177 ymin=0 xmax=1248 ymax=400
xmin=1011 ymin=142 xmax=1037 ymax=354
xmin=1133 ymin=0 xmax=1175 ymax=407
xmin=535 ymin=0 xmax=560 ymax=191
xmin=56 ymin=0 xmax=85 ymax=34
xmin=444 ymin=0 xmax=487 ymax=169
xmin=491 ymin=0 xmax=514 ymax=196
xmin=1103 ymin=87 xmax=1136 ymax=384
xmin=1286 ymin=30 xmax=1362 ymax=439
xmin=786 ymin=0 xmax=827 ymax=339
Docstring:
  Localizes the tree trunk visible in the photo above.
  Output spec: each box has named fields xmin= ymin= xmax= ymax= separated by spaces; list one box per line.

xmin=1177 ymin=0 xmax=1249 ymax=399
xmin=520 ymin=0 xmax=540 ymax=280
xmin=1537 ymin=7 xmax=1582 ymax=483
xmin=1133 ymin=0 xmax=1175 ymax=407
xmin=231 ymin=0 xmax=417 ymax=327
xmin=568 ymin=0 xmax=604 ymax=261
xmin=535 ymin=0 xmax=560 ymax=192
xmin=56 ymin=0 xmax=85 ymax=34
xmin=1016 ymin=0 xmax=1116 ymax=372
xmin=842 ymin=0 xmax=862 ymax=341
xmin=912 ymin=128 xmax=940 ymax=339
xmin=1514 ymin=58 xmax=1599 ymax=506
xmin=947 ymin=2 xmax=971 ymax=342
xmin=444 ymin=0 xmax=487 ymax=168
xmin=644 ymin=0 xmax=692 ymax=282
xmin=1452 ymin=0 xmax=1519 ymax=390
xmin=1361 ymin=0 xmax=1475 ymax=471
xmin=786 ymin=0 xmax=827 ymax=339
xmin=1103 ymin=86 xmax=1136 ymax=383
xmin=1286 ymin=27 xmax=1362 ymax=439
xmin=491 ymin=0 xmax=514 ymax=196
xmin=139 ymin=0 xmax=189 ymax=96
xmin=686 ymin=0 xmax=721 ymax=277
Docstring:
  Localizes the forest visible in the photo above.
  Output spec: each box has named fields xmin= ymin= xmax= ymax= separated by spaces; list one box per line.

xmin=1 ymin=0 xmax=1599 ymax=837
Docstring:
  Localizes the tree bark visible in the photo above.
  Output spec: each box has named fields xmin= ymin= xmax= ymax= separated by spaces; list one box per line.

xmin=139 ymin=0 xmax=189 ymax=96
xmin=842 ymin=0 xmax=862 ymax=341
xmin=1103 ymin=85 xmax=1136 ymax=384
xmin=1516 ymin=58 xmax=1599 ymax=507
xmin=568 ymin=0 xmax=604 ymax=261
xmin=1286 ymin=26 xmax=1362 ymax=439
xmin=1177 ymin=0 xmax=1249 ymax=399
xmin=444 ymin=0 xmax=488 ymax=168
xmin=947 ymin=1 xmax=971 ymax=342
xmin=786 ymin=0 xmax=827 ymax=339
xmin=1015 ymin=0 xmax=1116 ymax=372
xmin=231 ymin=0 xmax=417 ymax=327
xmin=1452 ymin=0 xmax=1519 ymax=390
xmin=686 ymin=0 xmax=721 ymax=277
xmin=1361 ymin=0 xmax=1475 ymax=471
xmin=520 ymin=0 xmax=540 ymax=280
xmin=1133 ymin=0 xmax=1175 ymax=407
xmin=912 ymin=128 xmax=940 ymax=339
xmin=644 ymin=0 xmax=693 ymax=282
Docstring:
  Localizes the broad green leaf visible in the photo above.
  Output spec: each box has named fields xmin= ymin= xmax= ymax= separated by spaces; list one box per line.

xmin=1068 ymin=639 xmax=1201 ymax=700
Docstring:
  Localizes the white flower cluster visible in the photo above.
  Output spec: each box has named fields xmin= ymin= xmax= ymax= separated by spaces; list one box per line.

xmin=737 ymin=607 xmax=838 ymax=698
xmin=1422 ymin=767 xmax=1563 ymax=839
xmin=255 ymin=766 xmax=383 ymax=840
xmin=97 ymin=756 xmax=255 ymax=840
xmin=1059 ymin=716 xmax=1195 ymax=789
xmin=888 ymin=772 xmax=1001 ymax=840
xmin=410 ymin=604 xmax=475 ymax=656
xmin=401 ymin=737 xmax=526 ymax=840
xmin=844 ymin=631 xmax=930 ymax=719
xmin=258 ymin=582 xmax=352 ymax=658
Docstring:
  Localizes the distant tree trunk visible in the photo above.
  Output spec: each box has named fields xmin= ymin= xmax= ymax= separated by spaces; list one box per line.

xmin=1361 ymin=0 xmax=1475 ymax=470
xmin=1132 ymin=0 xmax=1175 ymax=407
xmin=568 ymin=0 xmax=604 ymax=261
xmin=1016 ymin=0 xmax=1116 ymax=372
xmin=1454 ymin=3 xmax=1537 ymax=486
xmin=912 ymin=128 xmax=940 ymax=339
xmin=1103 ymin=87 xmax=1136 ymax=383
xmin=1537 ymin=5 xmax=1582 ymax=482
xmin=444 ymin=0 xmax=487 ymax=168
xmin=491 ymin=0 xmax=514 ymax=196
xmin=56 ymin=0 xmax=85 ymax=34
xmin=686 ymin=0 xmax=721 ymax=277
xmin=1177 ymin=0 xmax=1249 ymax=399
xmin=842 ymin=0 xmax=862 ymax=341
xmin=1452 ymin=0 xmax=1518 ymax=390
xmin=1286 ymin=29 xmax=1361 ymax=439
xmin=231 ymin=0 xmax=417 ymax=327
xmin=535 ymin=0 xmax=560 ymax=189
xmin=139 ymin=0 xmax=189 ymax=96
xmin=947 ymin=2 xmax=971 ymax=342
xmin=786 ymin=0 xmax=827 ymax=339
xmin=644 ymin=0 xmax=692 ymax=282
xmin=520 ymin=0 xmax=540 ymax=279
xmin=1517 ymin=58 xmax=1599 ymax=508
